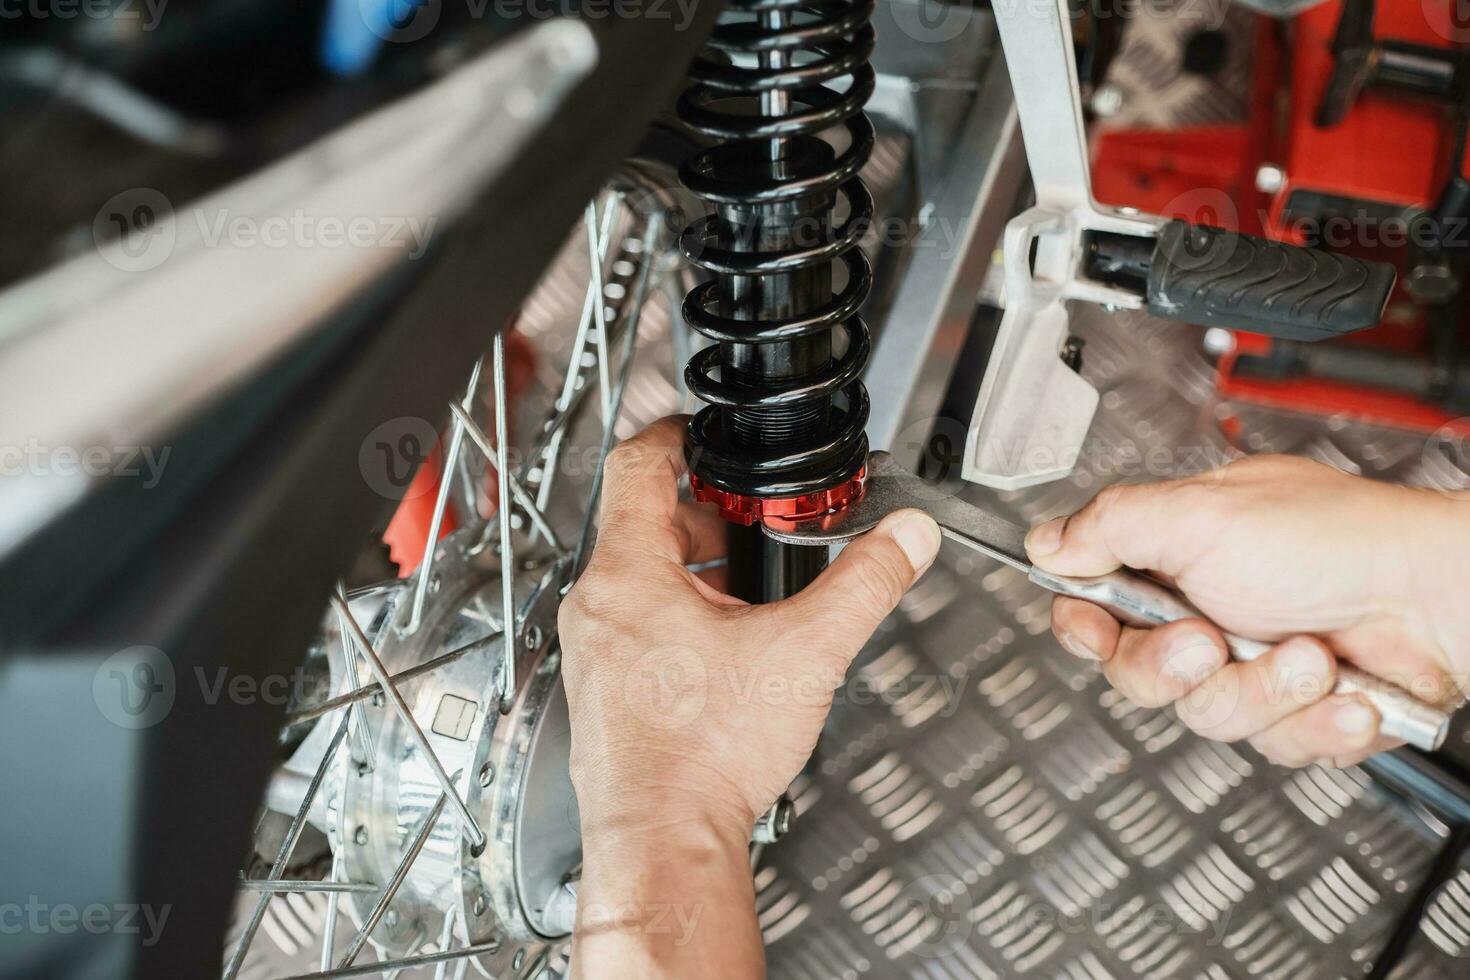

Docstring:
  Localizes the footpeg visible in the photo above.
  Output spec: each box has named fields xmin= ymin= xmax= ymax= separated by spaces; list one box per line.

xmin=965 ymin=0 xmax=1398 ymax=491
xmin=1146 ymin=221 xmax=1395 ymax=339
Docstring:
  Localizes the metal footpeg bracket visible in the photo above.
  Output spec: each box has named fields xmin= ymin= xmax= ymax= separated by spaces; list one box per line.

xmin=967 ymin=0 xmax=1396 ymax=490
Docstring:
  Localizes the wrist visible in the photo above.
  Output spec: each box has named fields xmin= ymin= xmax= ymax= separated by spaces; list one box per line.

xmin=572 ymin=755 xmax=756 ymax=851
xmin=572 ymin=808 xmax=759 ymax=978
xmin=579 ymin=800 xmax=751 ymax=866
xmin=1400 ymin=488 xmax=1470 ymax=681
xmin=1441 ymin=495 xmax=1470 ymax=657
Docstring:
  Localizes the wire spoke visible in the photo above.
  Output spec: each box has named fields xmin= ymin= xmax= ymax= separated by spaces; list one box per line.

xmin=238 ymin=879 xmax=378 ymax=894
xmin=573 ymin=212 xmax=663 ymax=575
xmin=531 ymin=193 xmax=623 ymax=537
xmin=448 ymin=401 xmax=562 ymax=553
xmin=405 ymin=361 xmax=484 ymax=635
xmin=223 ymin=712 xmax=351 ymax=980
xmin=335 ymin=584 xmax=378 ymax=770
xmin=384 ymin=926 xmax=426 ymax=980
xmin=332 ymin=595 xmax=487 ymax=853
xmin=320 ymin=784 xmax=346 ymax=971
xmin=585 ymin=199 xmax=615 ymax=423
xmin=431 ymin=906 xmax=466 ymax=980
xmin=492 ymin=331 xmax=518 ymax=714
xmin=278 ymin=940 xmax=502 ymax=980
xmin=285 ymin=632 xmax=500 ymax=728
xmin=337 ymin=788 xmax=450 ymax=969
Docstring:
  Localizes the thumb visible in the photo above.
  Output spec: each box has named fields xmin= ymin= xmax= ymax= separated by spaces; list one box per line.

xmin=1024 ymin=481 xmax=1176 ymax=576
xmin=771 ymin=509 xmax=941 ymax=654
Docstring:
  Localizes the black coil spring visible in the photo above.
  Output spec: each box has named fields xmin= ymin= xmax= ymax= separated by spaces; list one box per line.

xmin=678 ymin=0 xmax=876 ymax=498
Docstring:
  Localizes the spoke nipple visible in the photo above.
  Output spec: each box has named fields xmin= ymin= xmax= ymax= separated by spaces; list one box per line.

xmin=353 ymin=825 xmax=369 ymax=846
xmin=752 ymin=796 xmax=796 ymax=844
xmin=479 ymin=762 xmax=495 ymax=788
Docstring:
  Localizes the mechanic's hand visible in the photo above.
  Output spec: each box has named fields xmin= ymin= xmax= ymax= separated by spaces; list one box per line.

xmin=1029 ymin=455 xmax=1470 ymax=768
xmin=560 ymin=416 xmax=941 ymax=846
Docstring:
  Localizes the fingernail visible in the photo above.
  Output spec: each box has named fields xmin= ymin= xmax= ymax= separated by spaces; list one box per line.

xmin=1058 ymin=631 xmax=1098 ymax=661
xmin=1335 ymin=701 xmax=1377 ymax=739
xmin=1277 ymin=640 xmax=1333 ymax=705
xmin=1279 ymin=638 xmax=1329 ymax=679
xmin=890 ymin=512 xmax=941 ymax=573
xmin=1025 ymin=518 xmax=1065 ymax=558
xmin=1163 ymin=633 xmax=1222 ymax=684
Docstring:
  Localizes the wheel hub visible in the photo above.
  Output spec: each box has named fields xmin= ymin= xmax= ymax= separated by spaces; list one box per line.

xmin=303 ymin=533 xmax=580 ymax=969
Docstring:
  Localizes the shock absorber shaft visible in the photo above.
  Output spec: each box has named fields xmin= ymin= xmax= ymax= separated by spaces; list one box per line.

xmin=679 ymin=0 xmax=877 ymax=602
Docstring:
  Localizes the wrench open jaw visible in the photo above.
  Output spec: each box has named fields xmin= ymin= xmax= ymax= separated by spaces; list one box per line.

xmin=760 ymin=451 xmax=1031 ymax=572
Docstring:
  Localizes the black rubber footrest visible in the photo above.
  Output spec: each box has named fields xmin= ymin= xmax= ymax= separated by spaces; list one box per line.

xmin=1147 ymin=220 xmax=1397 ymax=341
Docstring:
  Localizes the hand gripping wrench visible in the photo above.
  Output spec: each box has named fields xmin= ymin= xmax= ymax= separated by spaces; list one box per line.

xmin=764 ymin=452 xmax=1453 ymax=752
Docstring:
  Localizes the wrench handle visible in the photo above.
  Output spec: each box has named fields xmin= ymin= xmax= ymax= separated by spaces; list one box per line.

xmin=1030 ymin=566 xmax=1451 ymax=752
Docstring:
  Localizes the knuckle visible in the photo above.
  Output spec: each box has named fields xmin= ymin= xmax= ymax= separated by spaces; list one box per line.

xmin=1185 ymin=663 xmax=1248 ymax=722
xmin=605 ymin=439 xmax=673 ymax=487
xmin=602 ymin=441 xmax=638 ymax=475
xmin=1209 ymin=455 xmax=1271 ymax=484
xmin=560 ymin=577 xmax=619 ymax=634
xmin=851 ymin=546 xmax=910 ymax=611
xmin=1250 ymin=733 xmax=1312 ymax=769
xmin=1130 ymin=686 xmax=1178 ymax=710
xmin=1103 ymin=660 xmax=1174 ymax=709
xmin=1093 ymin=483 xmax=1131 ymax=512
xmin=1175 ymin=687 xmax=1249 ymax=742
xmin=1087 ymin=484 xmax=1131 ymax=532
xmin=1151 ymin=478 xmax=1217 ymax=526
xmin=1090 ymin=482 xmax=1162 ymax=554
xmin=600 ymin=442 xmax=649 ymax=492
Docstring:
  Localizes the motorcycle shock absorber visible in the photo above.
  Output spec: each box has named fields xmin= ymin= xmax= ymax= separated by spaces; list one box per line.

xmin=678 ymin=0 xmax=877 ymax=602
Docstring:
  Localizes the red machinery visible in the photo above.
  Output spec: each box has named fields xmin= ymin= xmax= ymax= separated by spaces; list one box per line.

xmin=1093 ymin=0 xmax=1470 ymax=438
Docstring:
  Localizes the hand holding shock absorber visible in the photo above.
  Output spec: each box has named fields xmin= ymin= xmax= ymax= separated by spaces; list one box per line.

xmin=678 ymin=0 xmax=879 ymax=602
xmin=559 ymin=418 xmax=942 ymax=977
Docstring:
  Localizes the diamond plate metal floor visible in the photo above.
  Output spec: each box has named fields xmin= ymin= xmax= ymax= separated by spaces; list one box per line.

xmin=759 ymin=302 xmax=1470 ymax=980
xmin=230 ymin=304 xmax=1470 ymax=980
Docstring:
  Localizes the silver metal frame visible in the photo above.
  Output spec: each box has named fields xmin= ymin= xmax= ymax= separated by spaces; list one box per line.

xmin=863 ymin=1 xmax=1026 ymax=465
xmin=962 ymin=0 xmax=1165 ymax=490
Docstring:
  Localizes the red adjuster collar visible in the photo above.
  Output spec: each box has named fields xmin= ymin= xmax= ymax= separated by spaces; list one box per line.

xmin=689 ymin=467 xmax=867 ymax=531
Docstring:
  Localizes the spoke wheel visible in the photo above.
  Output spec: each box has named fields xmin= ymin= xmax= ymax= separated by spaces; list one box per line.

xmin=222 ymin=161 xmax=698 ymax=980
